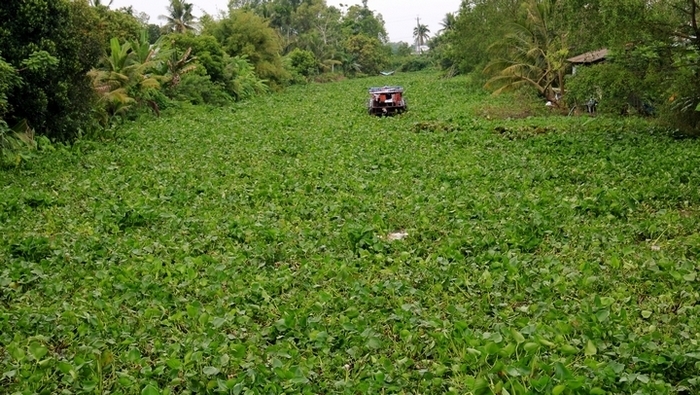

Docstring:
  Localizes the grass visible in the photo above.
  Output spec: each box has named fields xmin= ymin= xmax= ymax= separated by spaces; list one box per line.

xmin=2 ymin=71 xmax=700 ymax=394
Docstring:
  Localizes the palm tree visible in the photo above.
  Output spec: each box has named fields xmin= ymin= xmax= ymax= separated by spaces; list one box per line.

xmin=439 ymin=13 xmax=456 ymax=33
xmin=483 ymin=0 xmax=567 ymax=104
xmin=89 ymin=35 xmax=162 ymax=119
xmin=413 ymin=24 xmax=430 ymax=53
xmin=90 ymin=0 xmax=113 ymax=7
xmin=159 ymin=0 xmax=197 ymax=34
xmin=338 ymin=52 xmax=362 ymax=75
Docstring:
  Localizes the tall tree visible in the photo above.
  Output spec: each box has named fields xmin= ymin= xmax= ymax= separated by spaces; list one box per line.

xmin=344 ymin=34 xmax=387 ymax=75
xmin=663 ymin=0 xmax=700 ymax=131
xmin=0 ymin=0 xmax=104 ymax=139
xmin=160 ymin=0 xmax=197 ymax=33
xmin=90 ymin=0 xmax=113 ymax=7
xmin=342 ymin=0 xmax=388 ymax=43
xmin=484 ymin=0 xmax=568 ymax=103
xmin=437 ymin=0 xmax=520 ymax=73
xmin=439 ymin=13 xmax=456 ymax=33
xmin=413 ymin=23 xmax=431 ymax=52
xmin=204 ymin=9 xmax=288 ymax=85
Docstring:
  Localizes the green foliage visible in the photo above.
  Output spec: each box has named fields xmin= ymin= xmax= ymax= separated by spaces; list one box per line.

xmin=0 ymin=120 xmax=48 ymax=169
xmin=567 ymin=48 xmax=665 ymax=116
xmin=344 ymin=34 xmax=388 ymax=76
xmin=160 ymin=0 xmax=197 ymax=34
xmin=287 ymin=48 xmax=318 ymax=77
xmin=145 ymin=24 xmax=163 ymax=44
xmin=484 ymin=0 xmax=568 ymax=103
xmin=95 ymin=5 xmax=144 ymax=45
xmin=169 ymin=73 xmax=232 ymax=105
xmin=0 ymin=0 xmax=104 ymax=139
xmin=392 ymin=42 xmax=413 ymax=58
xmin=4 ymin=72 xmax=700 ymax=394
xmin=205 ymin=10 xmax=289 ymax=86
xmin=0 ymin=57 xmax=19 ymax=119
xmin=657 ymin=0 xmax=700 ymax=134
xmin=89 ymin=36 xmax=163 ymax=122
xmin=661 ymin=47 xmax=700 ymax=134
xmin=436 ymin=0 xmax=520 ymax=74
xmin=400 ymin=56 xmax=432 ymax=73
xmin=222 ymin=55 xmax=269 ymax=101
xmin=169 ymin=34 xmax=226 ymax=83
xmin=341 ymin=0 xmax=388 ymax=43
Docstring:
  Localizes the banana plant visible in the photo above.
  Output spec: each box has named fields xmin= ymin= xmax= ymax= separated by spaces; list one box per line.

xmin=164 ymin=47 xmax=197 ymax=87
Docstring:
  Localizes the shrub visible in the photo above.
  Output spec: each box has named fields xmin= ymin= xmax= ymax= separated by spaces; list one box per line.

xmin=400 ymin=56 xmax=432 ymax=72
xmin=168 ymin=34 xmax=226 ymax=83
xmin=566 ymin=46 xmax=668 ymax=116
xmin=222 ymin=55 xmax=269 ymax=101
xmin=659 ymin=47 xmax=700 ymax=135
xmin=566 ymin=62 xmax=657 ymax=115
xmin=288 ymin=48 xmax=318 ymax=77
xmin=313 ymin=72 xmax=346 ymax=84
xmin=170 ymin=73 xmax=231 ymax=106
xmin=205 ymin=10 xmax=289 ymax=88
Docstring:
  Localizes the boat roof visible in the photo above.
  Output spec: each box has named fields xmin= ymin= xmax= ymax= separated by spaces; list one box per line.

xmin=369 ymin=86 xmax=404 ymax=93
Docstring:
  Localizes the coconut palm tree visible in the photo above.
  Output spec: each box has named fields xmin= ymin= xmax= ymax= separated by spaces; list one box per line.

xmin=159 ymin=0 xmax=197 ymax=34
xmin=439 ymin=13 xmax=456 ymax=33
xmin=90 ymin=0 xmax=113 ymax=7
xmin=483 ymin=0 xmax=567 ymax=104
xmin=413 ymin=24 xmax=430 ymax=53
xmin=89 ymin=35 xmax=162 ymax=119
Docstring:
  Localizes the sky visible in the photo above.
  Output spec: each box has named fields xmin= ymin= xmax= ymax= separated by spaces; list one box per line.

xmin=109 ymin=0 xmax=462 ymax=44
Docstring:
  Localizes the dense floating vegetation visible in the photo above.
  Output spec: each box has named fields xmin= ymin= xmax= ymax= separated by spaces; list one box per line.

xmin=3 ymin=72 xmax=700 ymax=394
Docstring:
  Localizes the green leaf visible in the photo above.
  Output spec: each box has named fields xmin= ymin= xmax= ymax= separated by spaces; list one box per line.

xmin=561 ymin=344 xmax=578 ymax=355
xmin=213 ymin=317 xmax=226 ymax=328
xmin=28 ymin=343 xmax=48 ymax=360
xmin=552 ymin=384 xmax=566 ymax=395
xmin=166 ymin=359 xmax=182 ymax=370
xmin=141 ymin=385 xmax=160 ymax=395
xmin=290 ymin=376 xmax=310 ymax=384
xmin=524 ymin=342 xmax=540 ymax=353
xmin=595 ymin=308 xmax=610 ymax=322
xmin=641 ymin=310 xmax=652 ymax=319
xmin=203 ymin=366 xmax=220 ymax=376
xmin=127 ymin=348 xmax=141 ymax=362
xmin=510 ymin=328 xmax=525 ymax=344
xmin=366 ymin=337 xmax=382 ymax=349
xmin=505 ymin=366 xmax=521 ymax=377
xmin=608 ymin=361 xmax=625 ymax=374
xmin=590 ymin=388 xmax=606 ymax=395
xmin=585 ymin=340 xmax=597 ymax=356
xmin=8 ymin=344 xmax=25 ymax=362
xmin=231 ymin=344 xmax=246 ymax=359
xmin=695 ymin=103 xmax=700 ymax=112
xmin=57 ymin=361 xmax=73 ymax=374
